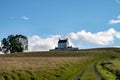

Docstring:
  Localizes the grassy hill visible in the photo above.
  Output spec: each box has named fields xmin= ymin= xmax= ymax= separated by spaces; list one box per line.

xmin=0 ymin=48 xmax=120 ymax=80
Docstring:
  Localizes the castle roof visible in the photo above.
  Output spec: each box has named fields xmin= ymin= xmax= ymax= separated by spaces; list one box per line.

xmin=58 ymin=39 xmax=67 ymax=43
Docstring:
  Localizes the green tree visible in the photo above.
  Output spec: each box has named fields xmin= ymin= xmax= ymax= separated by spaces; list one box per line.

xmin=1 ymin=38 xmax=9 ymax=53
xmin=1 ymin=34 xmax=28 ymax=53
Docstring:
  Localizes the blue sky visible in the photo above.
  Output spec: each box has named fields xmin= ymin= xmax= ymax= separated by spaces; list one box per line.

xmin=0 ymin=0 xmax=120 ymax=51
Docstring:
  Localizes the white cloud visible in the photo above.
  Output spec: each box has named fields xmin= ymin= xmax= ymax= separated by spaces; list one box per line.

xmin=109 ymin=20 xmax=120 ymax=24
xmin=69 ymin=28 xmax=120 ymax=45
xmin=28 ymin=28 xmax=120 ymax=51
xmin=28 ymin=35 xmax=74 ymax=51
xmin=21 ymin=16 xmax=29 ymax=20
xmin=28 ymin=35 xmax=61 ymax=51
xmin=109 ymin=16 xmax=120 ymax=24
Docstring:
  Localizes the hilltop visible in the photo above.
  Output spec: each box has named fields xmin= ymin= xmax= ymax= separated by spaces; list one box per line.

xmin=1 ymin=47 xmax=120 ymax=57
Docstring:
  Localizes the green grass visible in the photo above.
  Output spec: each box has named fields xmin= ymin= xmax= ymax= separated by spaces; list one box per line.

xmin=80 ymin=62 xmax=96 ymax=80
xmin=0 ymin=58 xmax=88 ymax=80
xmin=96 ymin=61 xmax=116 ymax=80
xmin=95 ymin=51 xmax=120 ymax=80
xmin=0 ymin=48 xmax=120 ymax=80
xmin=97 ymin=52 xmax=120 ymax=79
xmin=0 ymin=56 xmax=91 ymax=80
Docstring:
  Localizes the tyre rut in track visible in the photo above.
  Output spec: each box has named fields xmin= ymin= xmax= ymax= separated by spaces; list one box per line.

xmin=74 ymin=65 xmax=87 ymax=80
xmin=94 ymin=62 xmax=103 ymax=80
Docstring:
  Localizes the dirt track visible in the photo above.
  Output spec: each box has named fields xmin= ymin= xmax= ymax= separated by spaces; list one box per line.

xmin=74 ymin=62 xmax=102 ymax=80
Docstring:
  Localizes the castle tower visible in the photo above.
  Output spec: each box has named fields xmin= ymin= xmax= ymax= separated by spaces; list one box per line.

xmin=58 ymin=38 xmax=69 ymax=49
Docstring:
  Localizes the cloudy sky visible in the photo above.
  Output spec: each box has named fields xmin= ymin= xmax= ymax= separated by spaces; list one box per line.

xmin=0 ymin=0 xmax=120 ymax=51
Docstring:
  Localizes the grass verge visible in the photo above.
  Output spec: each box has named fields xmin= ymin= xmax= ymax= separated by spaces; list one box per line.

xmin=96 ymin=60 xmax=116 ymax=80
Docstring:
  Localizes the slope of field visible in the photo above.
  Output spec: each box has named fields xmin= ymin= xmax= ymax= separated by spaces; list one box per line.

xmin=0 ymin=48 xmax=120 ymax=80
xmin=96 ymin=50 xmax=120 ymax=80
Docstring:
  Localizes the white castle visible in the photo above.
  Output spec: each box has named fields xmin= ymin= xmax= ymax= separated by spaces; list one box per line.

xmin=50 ymin=38 xmax=78 ymax=51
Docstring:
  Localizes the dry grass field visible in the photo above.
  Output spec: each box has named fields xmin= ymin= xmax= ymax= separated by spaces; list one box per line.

xmin=0 ymin=48 xmax=120 ymax=80
xmin=0 ymin=57 xmax=88 ymax=71
xmin=0 ymin=51 xmax=95 ymax=80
